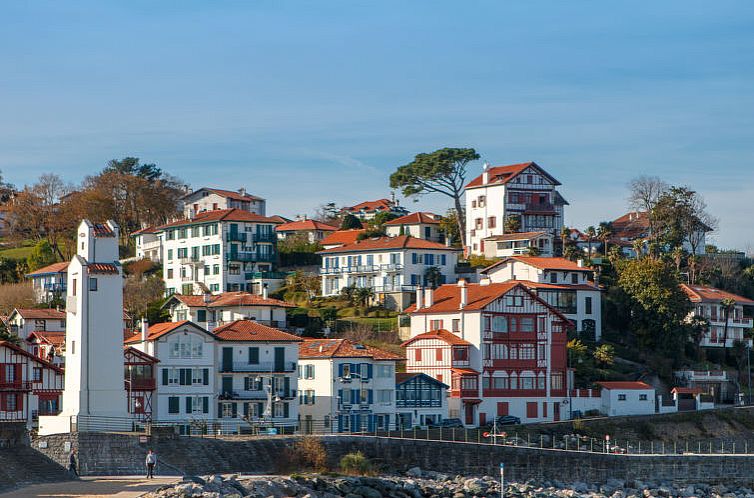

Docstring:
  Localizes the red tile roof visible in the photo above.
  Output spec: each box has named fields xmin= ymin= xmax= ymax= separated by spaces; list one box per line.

xmin=299 ymin=338 xmax=402 ymax=360
xmin=169 ymin=291 xmax=295 ymax=308
xmin=671 ymin=387 xmax=704 ymax=395
xmin=26 ymin=261 xmax=69 ymax=277
xmin=212 ymin=320 xmax=302 ymax=342
xmin=132 ymin=225 xmax=158 ymax=235
xmin=0 ymin=340 xmax=64 ymax=373
xmin=320 ymin=229 xmax=366 ymax=247
xmin=318 ymin=235 xmax=458 ymax=254
xmin=680 ymin=284 xmax=754 ymax=306
xmin=123 ymin=321 xmax=194 ymax=344
xmin=204 ymin=188 xmax=264 ymax=202
xmin=275 ymin=219 xmax=338 ymax=232
xmin=156 ymin=208 xmax=281 ymax=230
xmin=401 ymin=329 xmax=472 ymax=347
xmin=88 ymin=263 xmax=119 ymax=274
xmin=384 ymin=212 xmax=441 ymax=226
xmin=465 ymin=162 xmax=561 ymax=189
xmin=611 ymin=211 xmax=650 ymax=240
xmin=344 ymin=199 xmax=394 ymax=213
xmin=451 ymin=367 xmax=480 ymax=376
xmin=13 ymin=308 xmax=66 ymax=320
xmin=26 ymin=331 xmax=65 ymax=348
xmin=483 ymin=256 xmax=592 ymax=273
xmin=405 ymin=281 xmax=520 ymax=313
xmin=597 ymin=381 xmax=653 ymax=390
xmin=92 ymin=223 xmax=116 ymax=237
xmin=481 ymin=231 xmax=549 ymax=242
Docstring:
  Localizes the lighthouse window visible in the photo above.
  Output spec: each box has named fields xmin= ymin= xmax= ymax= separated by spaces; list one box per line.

xmin=89 ymin=278 xmax=98 ymax=291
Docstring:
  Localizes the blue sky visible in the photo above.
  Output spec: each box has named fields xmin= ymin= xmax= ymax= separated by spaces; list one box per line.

xmin=1 ymin=1 xmax=753 ymax=249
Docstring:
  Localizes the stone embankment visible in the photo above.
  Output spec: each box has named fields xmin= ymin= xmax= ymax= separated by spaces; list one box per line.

xmin=144 ymin=470 xmax=754 ymax=498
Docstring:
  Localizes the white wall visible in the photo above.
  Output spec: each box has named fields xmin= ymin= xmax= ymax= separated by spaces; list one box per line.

xmin=601 ymin=388 xmax=656 ymax=416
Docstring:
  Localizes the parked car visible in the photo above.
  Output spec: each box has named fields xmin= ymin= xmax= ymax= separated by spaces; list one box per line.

xmin=485 ymin=415 xmax=521 ymax=428
xmin=429 ymin=418 xmax=464 ymax=428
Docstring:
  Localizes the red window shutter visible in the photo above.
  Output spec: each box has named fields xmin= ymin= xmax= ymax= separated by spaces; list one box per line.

xmin=17 ymin=393 xmax=23 ymax=412
xmin=0 ymin=364 xmax=5 ymax=384
xmin=437 ymin=374 xmax=443 ymax=383
xmin=15 ymin=364 xmax=22 ymax=385
xmin=435 ymin=348 xmax=443 ymax=361
xmin=415 ymin=349 xmax=422 ymax=361
xmin=497 ymin=402 xmax=509 ymax=416
xmin=0 ymin=394 xmax=6 ymax=411
xmin=526 ymin=401 xmax=538 ymax=419
xmin=542 ymin=402 xmax=547 ymax=418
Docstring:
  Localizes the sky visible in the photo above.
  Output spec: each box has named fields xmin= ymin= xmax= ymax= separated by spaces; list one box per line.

xmin=1 ymin=1 xmax=753 ymax=250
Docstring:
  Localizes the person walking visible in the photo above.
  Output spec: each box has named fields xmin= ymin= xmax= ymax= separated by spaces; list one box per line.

xmin=145 ymin=449 xmax=157 ymax=478
xmin=68 ymin=449 xmax=78 ymax=477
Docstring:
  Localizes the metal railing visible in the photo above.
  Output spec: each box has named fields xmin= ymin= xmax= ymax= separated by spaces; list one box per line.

xmin=220 ymin=361 xmax=297 ymax=373
xmin=226 ymin=232 xmax=248 ymax=243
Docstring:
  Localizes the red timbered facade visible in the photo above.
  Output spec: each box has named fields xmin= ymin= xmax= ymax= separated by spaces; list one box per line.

xmin=124 ymin=347 xmax=158 ymax=421
xmin=0 ymin=341 xmax=63 ymax=426
xmin=405 ymin=280 xmax=572 ymax=425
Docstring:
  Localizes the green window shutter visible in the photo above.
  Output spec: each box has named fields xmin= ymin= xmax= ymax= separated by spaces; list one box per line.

xmin=257 ymin=402 xmax=264 ymax=416
xmin=218 ymin=403 xmax=223 ymax=418
xmin=202 ymin=397 xmax=209 ymax=414
xmin=283 ymin=402 xmax=289 ymax=418
xmin=185 ymin=397 xmax=192 ymax=413
xmin=283 ymin=377 xmax=290 ymax=397
xmin=248 ymin=347 xmax=259 ymax=364
xmin=231 ymin=403 xmax=238 ymax=417
xmin=169 ymin=397 xmax=179 ymax=414
xmin=203 ymin=369 xmax=209 ymax=385
xmin=162 ymin=369 xmax=168 ymax=386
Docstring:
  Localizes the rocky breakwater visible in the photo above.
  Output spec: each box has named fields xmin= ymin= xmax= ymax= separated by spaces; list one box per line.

xmin=144 ymin=470 xmax=754 ymax=498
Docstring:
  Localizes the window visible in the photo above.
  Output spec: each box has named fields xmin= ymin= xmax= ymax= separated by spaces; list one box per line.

xmin=167 ymin=268 xmax=174 ymax=279
xmin=377 ymin=390 xmax=392 ymax=403
xmin=488 ymin=216 xmax=496 ymax=228
xmin=168 ymin=396 xmax=180 ymax=414
xmin=222 ymin=403 xmax=235 ymax=418
xmin=33 ymin=367 xmax=42 ymax=382
xmin=248 ymin=347 xmax=259 ymax=364
xmin=505 ymin=295 xmax=524 ymax=307
xmin=491 ymin=316 xmax=508 ymax=333
xmin=585 ymin=296 xmax=593 ymax=315
xmin=435 ymin=348 xmax=443 ymax=361
xmin=551 ymin=373 xmax=563 ymax=390
xmin=549 ymin=272 xmax=557 ymax=284
xmin=169 ymin=335 xmax=203 ymax=359
xmin=34 ymin=319 xmax=46 ymax=331
xmin=639 ymin=394 xmax=648 ymax=401
xmin=415 ymin=349 xmax=422 ymax=362
xmin=303 ymin=364 xmax=315 ymax=379
xmin=376 ymin=364 xmax=392 ymax=378
xmin=341 ymin=363 xmax=351 ymax=377
xmin=475 ymin=218 xmax=483 ymax=230
xmin=72 ymin=279 xmax=77 ymax=296
xmin=519 ymin=344 xmax=536 ymax=360
xmin=519 ymin=317 xmax=535 ymax=332
xmin=5 ymin=394 xmax=17 ymax=411
xmin=618 ymin=394 xmax=627 ymax=401
xmin=571 ymin=273 xmax=579 ymax=284
xmin=478 ymin=195 xmax=486 ymax=207
xmin=429 ymin=319 xmax=443 ymax=330
xmin=452 ymin=319 xmax=461 ymax=332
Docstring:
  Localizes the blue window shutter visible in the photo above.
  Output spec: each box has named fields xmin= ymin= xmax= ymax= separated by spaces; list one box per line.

xmin=412 ymin=253 xmax=417 ymax=264
xmin=367 ymin=364 xmax=373 ymax=379
xmin=352 ymin=389 xmax=359 ymax=404
xmin=338 ymin=363 xmax=343 ymax=377
xmin=203 ymin=397 xmax=209 ymax=413
xmin=244 ymin=403 xmax=249 ymax=416
xmin=257 ymin=402 xmax=264 ymax=416
xmin=185 ymin=397 xmax=192 ymax=413
xmin=368 ymin=389 xmax=373 ymax=404
xmin=232 ymin=403 xmax=238 ymax=417
xmin=162 ymin=369 xmax=168 ymax=386
xmin=203 ymin=369 xmax=209 ymax=385
xmin=338 ymin=389 xmax=343 ymax=405
xmin=283 ymin=402 xmax=289 ymax=418
xmin=217 ymin=403 xmax=223 ymax=418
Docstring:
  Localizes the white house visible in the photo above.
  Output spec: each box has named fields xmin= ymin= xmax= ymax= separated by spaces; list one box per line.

xmin=297 ymin=338 xmax=401 ymax=433
xmin=40 ymin=220 xmax=129 ymax=434
xmin=320 ymin=229 xmax=366 ymax=250
xmin=481 ymin=232 xmax=554 ymax=258
xmin=404 ymin=280 xmax=573 ymax=426
xmin=318 ymin=235 xmax=461 ymax=310
xmin=126 ymin=320 xmax=217 ymax=432
xmin=481 ymin=256 xmax=602 ymax=341
xmin=132 ymin=226 xmax=162 ymax=263
xmin=680 ymin=284 xmax=754 ymax=348
xmin=384 ymin=212 xmax=444 ymax=243
xmin=597 ymin=381 xmax=656 ymax=416
xmin=610 ymin=211 xmax=712 ymax=257
xmin=162 ymin=291 xmax=295 ymax=331
xmin=342 ymin=198 xmax=408 ymax=221
xmin=25 ymin=262 xmax=69 ymax=303
xmin=465 ymin=162 xmax=568 ymax=256
xmin=214 ymin=320 xmax=301 ymax=433
xmin=147 ymin=208 xmax=282 ymax=296
xmin=7 ymin=308 xmax=66 ymax=339
xmin=395 ymin=370 xmax=449 ymax=428
xmin=180 ymin=187 xmax=266 ymax=218
xmin=275 ymin=218 xmax=338 ymax=243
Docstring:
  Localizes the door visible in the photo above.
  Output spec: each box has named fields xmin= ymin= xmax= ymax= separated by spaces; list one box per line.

xmin=554 ymin=402 xmax=560 ymax=421
xmin=274 ymin=347 xmax=285 ymax=372
xmin=222 ymin=347 xmax=234 ymax=372
xmin=479 ymin=412 xmax=487 ymax=426
xmin=464 ymin=404 xmax=474 ymax=425
xmin=221 ymin=376 xmax=233 ymax=396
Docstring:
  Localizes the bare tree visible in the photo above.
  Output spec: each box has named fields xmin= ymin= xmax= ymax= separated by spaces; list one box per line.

xmin=0 ymin=282 xmax=36 ymax=315
xmin=627 ymin=175 xmax=668 ymax=242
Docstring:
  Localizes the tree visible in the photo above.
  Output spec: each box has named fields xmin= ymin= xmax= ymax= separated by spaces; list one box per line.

xmin=340 ymin=285 xmax=358 ymax=306
xmin=504 ymin=215 xmax=521 ymax=234
xmin=627 ymin=175 xmax=668 ymax=243
xmin=0 ymin=282 xmax=35 ymax=315
xmin=340 ymin=214 xmax=363 ymax=230
xmin=371 ymin=211 xmax=399 ymax=227
xmin=354 ymin=287 xmax=374 ymax=311
xmin=671 ymin=246 xmax=685 ymax=273
xmin=26 ymin=240 xmax=57 ymax=272
xmin=390 ymin=147 xmax=480 ymax=246
xmin=439 ymin=209 xmax=462 ymax=247
xmin=559 ymin=226 xmax=570 ymax=257
xmin=593 ymin=344 xmax=615 ymax=367
xmin=123 ymin=275 xmax=166 ymax=320
xmin=585 ymin=226 xmax=596 ymax=256
xmin=424 ymin=266 xmax=443 ymax=289
xmin=720 ymin=297 xmax=736 ymax=362
xmin=313 ymin=202 xmax=341 ymax=225
xmin=0 ymin=170 xmax=15 ymax=203
xmin=597 ymin=222 xmax=612 ymax=257
xmin=527 ymin=246 xmax=541 ymax=256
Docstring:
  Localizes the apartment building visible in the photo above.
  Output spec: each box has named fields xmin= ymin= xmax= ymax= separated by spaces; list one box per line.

xmin=384 ymin=212 xmax=444 ymax=242
xmin=681 ymin=284 xmax=754 ymax=348
xmin=6 ymin=308 xmax=66 ymax=338
xmin=297 ymin=338 xmax=400 ymax=432
xmin=480 ymin=256 xmax=602 ymax=340
xmin=181 ymin=187 xmax=266 ymax=218
xmin=214 ymin=320 xmax=301 ymax=432
xmin=342 ymin=198 xmax=409 ymax=220
xmin=404 ymin=280 xmax=572 ymax=425
xmin=162 ymin=291 xmax=294 ymax=331
xmin=465 ymin=162 xmax=567 ymax=255
xmin=318 ymin=235 xmax=460 ymax=310
xmin=150 ymin=208 xmax=281 ymax=296
xmin=25 ymin=262 xmax=69 ymax=303
xmin=275 ymin=218 xmax=337 ymax=243
xmin=133 ymin=226 xmax=162 ymax=263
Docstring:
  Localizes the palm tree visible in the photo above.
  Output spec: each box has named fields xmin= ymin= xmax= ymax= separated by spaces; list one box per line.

xmin=355 ymin=287 xmax=375 ymax=310
xmin=632 ymin=239 xmax=644 ymax=259
xmin=721 ymin=297 xmax=737 ymax=362
xmin=671 ymin=246 xmax=684 ymax=273
xmin=596 ymin=222 xmax=612 ymax=257
xmin=560 ymin=226 xmax=570 ymax=257
xmin=585 ymin=226 xmax=596 ymax=256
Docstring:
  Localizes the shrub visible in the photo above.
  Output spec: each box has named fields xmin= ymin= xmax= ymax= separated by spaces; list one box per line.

xmin=276 ymin=436 xmax=328 ymax=473
xmin=339 ymin=451 xmax=373 ymax=475
xmin=572 ymin=418 xmax=585 ymax=432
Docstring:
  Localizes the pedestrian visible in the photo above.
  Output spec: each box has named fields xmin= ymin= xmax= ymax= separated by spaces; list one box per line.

xmin=68 ymin=449 xmax=78 ymax=477
xmin=145 ymin=449 xmax=157 ymax=478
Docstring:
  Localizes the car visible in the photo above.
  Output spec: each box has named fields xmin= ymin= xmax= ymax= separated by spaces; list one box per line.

xmin=429 ymin=418 xmax=464 ymax=428
xmin=486 ymin=415 xmax=521 ymax=428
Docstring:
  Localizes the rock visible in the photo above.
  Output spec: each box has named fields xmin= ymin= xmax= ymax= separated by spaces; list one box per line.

xmin=406 ymin=467 xmax=423 ymax=478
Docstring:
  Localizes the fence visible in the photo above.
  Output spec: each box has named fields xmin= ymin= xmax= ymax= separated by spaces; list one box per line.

xmin=63 ymin=415 xmax=754 ymax=456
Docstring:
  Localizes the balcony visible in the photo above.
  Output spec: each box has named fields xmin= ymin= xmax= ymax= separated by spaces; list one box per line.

xmin=226 ymin=252 xmax=276 ymax=263
xmin=523 ymin=202 xmax=557 ymax=213
xmin=0 ymin=381 xmax=32 ymax=391
xmin=708 ymin=317 xmax=754 ymax=328
xmin=252 ymin=233 xmax=277 ymax=244
xmin=226 ymin=232 xmax=248 ymax=243
xmin=220 ymin=361 xmax=297 ymax=373
xmin=221 ymin=389 xmax=296 ymax=400
xmin=381 ymin=263 xmax=403 ymax=272
xmin=180 ymin=276 xmax=194 ymax=282
xmin=372 ymin=285 xmax=417 ymax=293
xmin=245 ymin=271 xmax=288 ymax=280
xmin=396 ymin=399 xmax=442 ymax=408
xmin=179 ymin=256 xmax=203 ymax=265
xmin=125 ymin=379 xmax=156 ymax=391
xmin=43 ymin=283 xmax=67 ymax=292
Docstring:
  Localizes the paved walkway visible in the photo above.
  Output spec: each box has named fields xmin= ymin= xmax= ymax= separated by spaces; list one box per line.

xmin=0 ymin=476 xmax=179 ymax=498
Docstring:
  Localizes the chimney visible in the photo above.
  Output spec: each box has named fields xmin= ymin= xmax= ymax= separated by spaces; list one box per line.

xmin=424 ymin=287 xmax=434 ymax=308
xmin=262 ymin=283 xmax=269 ymax=300
xmin=238 ymin=187 xmax=247 ymax=197
xmin=577 ymin=259 xmax=584 ymax=268
xmin=415 ymin=287 xmax=424 ymax=311
xmin=141 ymin=319 xmax=149 ymax=342
xmin=458 ymin=278 xmax=468 ymax=309
xmin=482 ymin=162 xmax=490 ymax=185
xmin=480 ymin=276 xmax=491 ymax=286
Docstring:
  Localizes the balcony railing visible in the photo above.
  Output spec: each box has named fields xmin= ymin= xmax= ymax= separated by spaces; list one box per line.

xmin=226 ymin=232 xmax=248 ymax=243
xmin=396 ymin=399 xmax=442 ymax=408
xmin=523 ymin=202 xmax=557 ymax=213
xmin=0 ymin=381 xmax=32 ymax=391
xmin=125 ymin=379 xmax=156 ymax=391
xmin=245 ymin=271 xmax=288 ymax=280
xmin=221 ymin=389 xmax=296 ymax=400
xmin=179 ymin=256 xmax=202 ymax=265
xmin=252 ymin=233 xmax=277 ymax=244
xmin=372 ymin=285 xmax=417 ymax=293
xmin=226 ymin=252 xmax=275 ymax=263
xmin=43 ymin=283 xmax=67 ymax=292
xmin=220 ymin=361 xmax=297 ymax=373
xmin=321 ymin=263 xmax=404 ymax=275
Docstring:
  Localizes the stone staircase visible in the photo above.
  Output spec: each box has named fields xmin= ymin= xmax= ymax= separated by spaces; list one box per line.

xmin=0 ymin=446 xmax=73 ymax=492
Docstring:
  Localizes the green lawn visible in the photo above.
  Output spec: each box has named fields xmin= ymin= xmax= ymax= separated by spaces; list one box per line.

xmin=0 ymin=243 xmax=35 ymax=261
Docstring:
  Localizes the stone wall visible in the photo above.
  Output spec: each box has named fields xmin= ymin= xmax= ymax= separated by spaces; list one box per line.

xmin=30 ymin=433 xmax=754 ymax=484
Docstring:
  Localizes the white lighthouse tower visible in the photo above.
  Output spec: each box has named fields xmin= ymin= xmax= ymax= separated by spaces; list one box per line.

xmin=39 ymin=220 xmax=128 ymax=434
